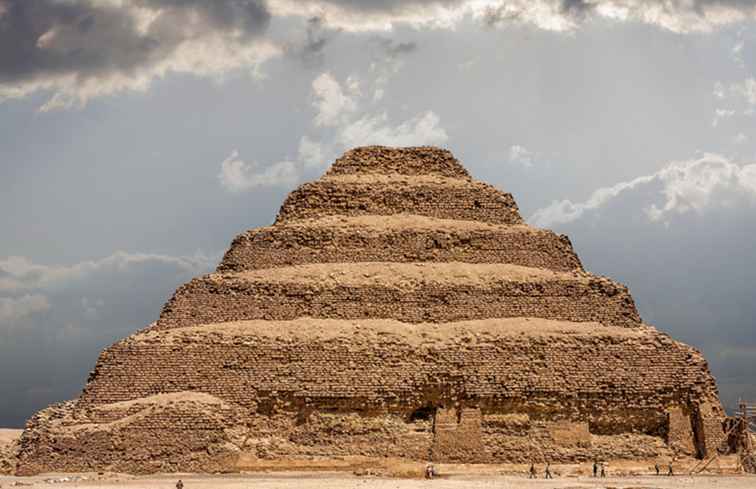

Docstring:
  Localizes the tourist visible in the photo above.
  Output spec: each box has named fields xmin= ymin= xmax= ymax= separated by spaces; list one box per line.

xmin=667 ymin=461 xmax=674 ymax=476
xmin=544 ymin=462 xmax=553 ymax=479
xmin=528 ymin=463 xmax=537 ymax=479
xmin=176 ymin=480 xmax=184 ymax=489
xmin=600 ymin=462 xmax=606 ymax=478
xmin=425 ymin=463 xmax=435 ymax=479
xmin=592 ymin=460 xmax=598 ymax=477
xmin=655 ymin=462 xmax=660 ymax=475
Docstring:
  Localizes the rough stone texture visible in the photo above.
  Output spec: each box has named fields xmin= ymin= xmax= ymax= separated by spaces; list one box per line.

xmin=0 ymin=430 xmax=20 ymax=475
xmin=275 ymin=177 xmax=522 ymax=225
xmin=218 ymin=217 xmax=582 ymax=273
xmin=16 ymin=146 xmax=726 ymax=474
xmin=155 ymin=264 xmax=639 ymax=330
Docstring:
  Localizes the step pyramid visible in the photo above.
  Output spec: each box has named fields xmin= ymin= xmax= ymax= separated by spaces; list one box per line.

xmin=16 ymin=146 xmax=726 ymax=474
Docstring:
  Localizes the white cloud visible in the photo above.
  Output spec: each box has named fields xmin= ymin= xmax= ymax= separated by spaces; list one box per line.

xmin=312 ymin=72 xmax=357 ymax=127
xmin=712 ymin=108 xmax=736 ymax=127
xmin=339 ymin=111 xmax=448 ymax=148
xmin=218 ymin=150 xmax=298 ymax=192
xmin=0 ymin=2 xmax=281 ymax=111
xmin=298 ymin=136 xmax=325 ymax=168
xmin=0 ymin=251 xmax=214 ymax=293
xmin=0 ymin=295 xmax=51 ymax=323
xmin=731 ymin=78 xmax=756 ymax=107
xmin=219 ymin=64 xmax=449 ymax=192
xmin=270 ymin=0 xmax=756 ymax=34
xmin=531 ymin=153 xmax=756 ymax=227
xmin=508 ymin=144 xmax=534 ymax=167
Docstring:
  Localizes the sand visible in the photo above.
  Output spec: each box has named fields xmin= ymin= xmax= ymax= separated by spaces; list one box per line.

xmin=215 ymin=262 xmax=589 ymax=287
xmin=1 ymin=471 xmax=754 ymax=489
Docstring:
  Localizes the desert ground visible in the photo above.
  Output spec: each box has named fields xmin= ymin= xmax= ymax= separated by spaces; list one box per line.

xmin=2 ymin=470 xmax=755 ymax=489
xmin=3 ymin=427 xmax=754 ymax=488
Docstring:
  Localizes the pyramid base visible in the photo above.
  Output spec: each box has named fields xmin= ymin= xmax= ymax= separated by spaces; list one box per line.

xmin=15 ymin=319 xmax=727 ymax=475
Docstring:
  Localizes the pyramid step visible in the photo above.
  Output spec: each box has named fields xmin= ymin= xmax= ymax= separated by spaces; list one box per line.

xmin=275 ymin=175 xmax=522 ymax=225
xmin=81 ymin=319 xmax=712 ymax=417
xmin=219 ymin=216 xmax=582 ymax=272
xmin=327 ymin=146 xmax=471 ymax=178
xmin=156 ymin=263 xmax=640 ymax=330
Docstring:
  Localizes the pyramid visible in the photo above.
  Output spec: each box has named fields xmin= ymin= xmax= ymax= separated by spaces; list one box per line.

xmin=15 ymin=146 xmax=726 ymax=474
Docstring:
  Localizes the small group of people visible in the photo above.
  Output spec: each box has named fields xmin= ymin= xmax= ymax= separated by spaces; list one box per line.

xmin=527 ymin=462 xmax=553 ymax=479
xmin=592 ymin=460 xmax=607 ymax=477
xmin=424 ymin=463 xmax=437 ymax=479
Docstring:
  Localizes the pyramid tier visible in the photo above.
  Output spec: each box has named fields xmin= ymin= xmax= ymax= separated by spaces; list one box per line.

xmin=218 ymin=215 xmax=583 ymax=272
xmin=156 ymin=263 xmax=640 ymax=330
xmin=275 ymin=174 xmax=522 ymax=224
xmin=326 ymin=145 xmax=471 ymax=178
xmin=16 ymin=318 xmax=724 ymax=473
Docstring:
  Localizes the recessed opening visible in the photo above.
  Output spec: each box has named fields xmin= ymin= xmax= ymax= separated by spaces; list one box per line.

xmin=410 ymin=405 xmax=436 ymax=422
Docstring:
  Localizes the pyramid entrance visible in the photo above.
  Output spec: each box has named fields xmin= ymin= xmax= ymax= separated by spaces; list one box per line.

xmin=14 ymin=146 xmax=726 ymax=475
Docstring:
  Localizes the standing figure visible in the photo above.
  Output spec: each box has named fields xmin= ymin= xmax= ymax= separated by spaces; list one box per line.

xmin=655 ymin=462 xmax=660 ymax=476
xmin=425 ymin=463 xmax=435 ymax=479
xmin=667 ymin=461 xmax=674 ymax=476
xmin=176 ymin=480 xmax=184 ymax=489
xmin=529 ymin=463 xmax=537 ymax=479
xmin=544 ymin=462 xmax=553 ymax=479
xmin=600 ymin=463 xmax=606 ymax=478
xmin=592 ymin=461 xmax=598 ymax=477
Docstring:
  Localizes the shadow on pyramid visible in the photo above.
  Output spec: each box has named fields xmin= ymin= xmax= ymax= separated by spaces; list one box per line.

xmin=16 ymin=146 xmax=726 ymax=474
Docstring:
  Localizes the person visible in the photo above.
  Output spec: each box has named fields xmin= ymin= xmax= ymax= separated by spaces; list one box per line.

xmin=667 ymin=461 xmax=674 ymax=476
xmin=425 ymin=463 xmax=434 ymax=479
xmin=600 ymin=463 xmax=606 ymax=478
xmin=176 ymin=480 xmax=184 ymax=489
xmin=528 ymin=463 xmax=537 ymax=479
xmin=592 ymin=460 xmax=598 ymax=477
xmin=655 ymin=462 xmax=660 ymax=476
xmin=544 ymin=462 xmax=553 ymax=479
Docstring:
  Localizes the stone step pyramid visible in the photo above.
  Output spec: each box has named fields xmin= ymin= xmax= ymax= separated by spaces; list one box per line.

xmin=16 ymin=146 xmax=725 ymax=475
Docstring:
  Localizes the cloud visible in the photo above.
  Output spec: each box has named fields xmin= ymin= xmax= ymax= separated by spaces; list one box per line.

xmin=270 ymin=1 xmax=756 ymax=34
xmin=0 ymin=294 xmax=50 ymax=323
xmin=312 ymin=72 xmax=358 ymax=127
xmin=508 ymin=144 xmax=534 ymax=167
xmin=218 ymin=65 xmax=448 ymax=191
xmin=218 ymin=150 xmax=298 ymax=191
xmin=298 ymin=136 xmax=326 ymax=168
xmin=0 ymin=250 xmax=217 ymax=426
xmin=339 ymin=110 xmax=448 ymax=147
xmin=712 ymin=108 xmax=736 ymax=127
xmin=0 ymin=0 xmax=279 ymax=110
xmin=530 ymin=153 xmax=756 ymax=227
xmin=0 ymin=251 xmax=214 ymax=292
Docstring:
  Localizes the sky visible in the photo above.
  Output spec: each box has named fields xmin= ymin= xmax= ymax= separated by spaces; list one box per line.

xmin=1 ymin=0 xmax=756 ymax=428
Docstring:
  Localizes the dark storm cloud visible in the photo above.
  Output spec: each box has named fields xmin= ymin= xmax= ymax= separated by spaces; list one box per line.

xmin=0 ymin=252 xmax=216 ymax=427
xmin=0 ymin=0 xmax=271 ymax=105
xmin=289 ymin=16 xmax=335 ymax=68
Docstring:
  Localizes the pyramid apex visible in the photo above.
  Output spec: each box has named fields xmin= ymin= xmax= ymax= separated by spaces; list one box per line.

xmin=326 ymin=146 xmax=471 ymax=179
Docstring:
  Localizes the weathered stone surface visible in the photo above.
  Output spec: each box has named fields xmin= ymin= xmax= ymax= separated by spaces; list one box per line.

xmin=276 ymin=177 xmax=522 ymax=225
xmin=16 ymin=146 xmax=726 ymax=474
xmin=218 ymin=217 xmax=582 ymax=272
xmin=155 ymin=263 xmax=639 ymax=330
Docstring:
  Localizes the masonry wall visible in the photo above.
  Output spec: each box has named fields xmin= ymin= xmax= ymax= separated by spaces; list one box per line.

xmin=218 ymin=224 xmax=582 ymax=273
xmin=155 ymin=275 xmax=640 ymax=330
xmin=79 ymin=323 xmax=717 ymax=420
xmin=326 ymin=146 xmax=471 ymax=178
xmin=275 ymin=180 xmax=523 ymax=224
xmin=16 ymin=322 xmax=722 ymax=474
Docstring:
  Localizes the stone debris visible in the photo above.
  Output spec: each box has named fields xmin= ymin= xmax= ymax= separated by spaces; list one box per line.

xmin=13 ymin=146 xmax=727 ymax=475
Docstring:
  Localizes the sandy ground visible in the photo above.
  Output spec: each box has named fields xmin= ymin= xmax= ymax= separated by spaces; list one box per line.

xmin=1 ymin=471 xmax=755 ymax=489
